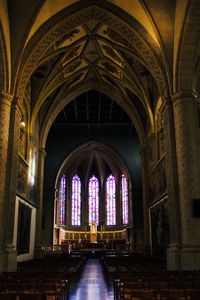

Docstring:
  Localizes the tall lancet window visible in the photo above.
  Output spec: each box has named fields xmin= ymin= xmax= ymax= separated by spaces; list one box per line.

xmin=88 ymin=175 xmax=99 ymax=225
xmin=72 ymin=174 xmax=81 ymax=226
xmin=121 ymin=174 xmax=128 ymax=225
xmin=106 ymin=175 xmax=116 ymax=225
xmin=59 ymin=175 xmax=66 ymax=225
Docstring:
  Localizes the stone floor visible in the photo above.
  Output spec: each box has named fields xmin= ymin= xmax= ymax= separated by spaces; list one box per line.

xmin=69 ymin=258 xmax=114 ymax=300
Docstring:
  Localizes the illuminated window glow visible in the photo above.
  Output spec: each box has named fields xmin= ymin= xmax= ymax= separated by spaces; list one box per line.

xmin=72 ymin=174 xmax=81 ymax=226
xmin=88 ymin=175 xmax=99 ymax=225
xmin=59 ymin=175 xmax=66 ymax=225
xmin=29 ymin=148 xmax=35 ymax=185
xmin=106 ymin=175 xmax=116 ymax=225
xmin=121 ymin=174 xmax=128 ymax=225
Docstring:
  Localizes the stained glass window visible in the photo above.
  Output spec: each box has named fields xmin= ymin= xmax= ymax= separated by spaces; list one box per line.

xmin=72 ymin=174 xmax=81 ymax=226
xmin=59 ymin=175 xmax=66 ymax=225
xmin=88 ymin=175 xmax=99 ymax=225
xmin=121 ymin=174 xmax=128 ymax=225
xmin=106 ymin=175 xmax=116 ymax=225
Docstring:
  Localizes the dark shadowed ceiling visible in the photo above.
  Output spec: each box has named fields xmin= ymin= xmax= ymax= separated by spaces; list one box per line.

xmin=49 ymin=90 xmax=137 ymax=137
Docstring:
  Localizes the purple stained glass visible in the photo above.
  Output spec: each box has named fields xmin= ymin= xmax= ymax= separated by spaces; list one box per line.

xmin=122 ymin=174 xmax=128 ymax=225
xmin=72 ymin=174 xmax=81 ymax=226
xmin=88 ymin=175 xmax=99 ymax=225
xmin=106 ymin=175 xmax=116 ymax=225
xmin=59 ymin=175 xmax=66 ymax=225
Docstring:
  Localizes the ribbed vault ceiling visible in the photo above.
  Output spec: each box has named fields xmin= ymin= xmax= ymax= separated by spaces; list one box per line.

xmin=31 ymin=21 xmax=159 ymax=137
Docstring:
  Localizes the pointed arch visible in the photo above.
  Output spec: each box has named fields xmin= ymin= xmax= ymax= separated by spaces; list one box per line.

xmin=15 ymin=1 xmax=167 ymax=103
xmin=72 ymin=174 xmax=81 ymax=226
xmin=88 ymin=175 xmax=99 ymax=226
xmin=0 ymin=0 xmax=10 ymax=92
xmin=40 ymin=82 xmax=146 ymax=149
xmin=106 ymin=174 xmax=116 ymax=225
xmin=59 ymin=174 xmax=66 ymax=225
xmin=0 ymin=27 xmax=9 ymax=92
xmin=121 ymin=174 xmax=128 ymax=225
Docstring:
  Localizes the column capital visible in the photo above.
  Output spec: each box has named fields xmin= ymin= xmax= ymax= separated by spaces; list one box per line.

xmin=0 ymin=91 xmax=13 ymax=106
xmin=172 ymin=91 xmax=197 ymax=105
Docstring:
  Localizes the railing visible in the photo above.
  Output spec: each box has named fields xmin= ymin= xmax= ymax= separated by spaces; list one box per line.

xmin=41 ymin=244 xmax=69 ymax=253
xmin=41 ymin=242 xmax=133 ymax=257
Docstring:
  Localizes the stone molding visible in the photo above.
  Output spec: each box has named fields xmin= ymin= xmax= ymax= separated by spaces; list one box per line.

xmin=172 ymin=91 xmax=197 ymax=107
xmin=40 ymin=79 xmax=146 ymax=148
xmin=0 ymin=91 xmax=13 ymax=107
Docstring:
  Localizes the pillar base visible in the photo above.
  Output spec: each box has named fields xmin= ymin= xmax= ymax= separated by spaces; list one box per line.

xmin=167 ymin=244 xmax=181 ymax=271
xmin=167 ymin=245 xmax=200 ymax=271
xmin=0 ymin=245 xmax=17 ymax=272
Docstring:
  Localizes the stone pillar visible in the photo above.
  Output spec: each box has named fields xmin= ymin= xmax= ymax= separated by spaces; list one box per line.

xmin=0 ymin=91 xmax=17 ymax=272
xmin=5 ymin=98 xmax=21 ymax=271
xmin=53 ymin=188 xmax=58 ymax=244
xmin=140 ymin=146 xmax=150 ymax=255
xmin=172 ymin=91 xmax=200 ymax=270
xmin=161 ymin=101 xmax=182 ymax=270
xmin=35 ymin=147 xmax=46 ymax=257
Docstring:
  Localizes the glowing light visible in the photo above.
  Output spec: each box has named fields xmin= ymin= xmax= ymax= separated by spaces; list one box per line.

xmin=121 ymin=174 xmax=128 ymax=225
xmin=59 ymin=175 xmax=66 ymax=225
xmin=106 ymin=175 xmax=116 ymax=225
xmin=29 ymin=149 xmax=35 ymax=185
xmin=88 ymin=175 xmax=99 ymax=225
xmin=72 ymin=174 xmax=81 ymax=226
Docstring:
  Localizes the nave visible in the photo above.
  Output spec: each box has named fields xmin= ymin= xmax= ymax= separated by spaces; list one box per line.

xmin=1 ymin=250 xmax=200 ymax=299
xmin=69 ymin=258 xmax=114 ymax=300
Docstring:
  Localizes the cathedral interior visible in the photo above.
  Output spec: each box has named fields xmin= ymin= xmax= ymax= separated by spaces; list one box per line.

xmin=1 ymin=1 xmax=200 ymax=296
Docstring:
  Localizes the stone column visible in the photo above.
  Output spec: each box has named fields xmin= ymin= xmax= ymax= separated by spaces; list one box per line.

xmin=53 ymin=188 xmax=58 ymax=244
xmin=35 ymin=147 xmax=46 ymax=257
xmin=0 ymin=91 xmax=14 ymax=270
xmin=161 ymin=101 xmax=182 ymax=270
xmin=4 ymin=98 xmax=21 ymax=271
xmin=140 ymin=146 xmax=150 ymax=255
xmin=172 ymin=91 xmax=200 ymax=270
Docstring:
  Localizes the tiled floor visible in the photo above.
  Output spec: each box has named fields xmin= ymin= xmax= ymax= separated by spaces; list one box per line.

xmin=69 ymin=259 xmax=114 ymax=300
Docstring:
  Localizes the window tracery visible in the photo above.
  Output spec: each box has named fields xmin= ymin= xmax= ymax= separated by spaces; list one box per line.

xmin=72 ymin=174 xmax=81 ymax=226
xmin=59 ymin=175 xmax=66 ymax=225
xmin=106 ymin=175 xmax=116 ymax=225
xmin=88 ymin=175 xmax=99 ymax=225
xmin=121 ymin=174 xmax=128 ymax=225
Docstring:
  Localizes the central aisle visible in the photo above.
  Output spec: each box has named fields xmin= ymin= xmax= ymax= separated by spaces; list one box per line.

xmin=69 ymin=258 xmax=114 ymax=300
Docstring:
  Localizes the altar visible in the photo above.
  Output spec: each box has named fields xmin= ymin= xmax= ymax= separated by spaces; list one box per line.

xmin=90 ymin=222 xmax=97 ymax=243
